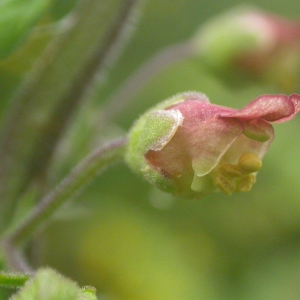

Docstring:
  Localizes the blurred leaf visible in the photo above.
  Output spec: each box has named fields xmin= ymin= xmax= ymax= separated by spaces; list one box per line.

xmin=0 ymin=271 xmax=29 ymax=288
xmin=10 ymin=268 xmax=98 ymax=300
xmin=0 ymin=23 xmax=57 ymax=118
xmin=49 ymin=0 xmax=78 ymax=20
xmin=0 ymin=0 xmax=51 ymax=59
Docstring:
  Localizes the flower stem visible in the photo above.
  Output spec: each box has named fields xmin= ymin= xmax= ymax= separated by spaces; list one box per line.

xmin=2 ymin=137 xmax=127 ymax=271
xmin=0 ymin=0 xmax=142 ymax=234
xmin=1 ymin=242 xmax=34 ymax=274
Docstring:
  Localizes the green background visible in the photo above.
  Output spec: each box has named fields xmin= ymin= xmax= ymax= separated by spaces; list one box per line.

xmin=1 ymin=0 xmax=300 ymax=299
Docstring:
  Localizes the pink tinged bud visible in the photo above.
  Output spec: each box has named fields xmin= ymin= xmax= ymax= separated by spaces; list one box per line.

xmin=194 ymin=7 xmax=300 ymax=91
xmin=126 ymin=92 xmax=300 ymax=199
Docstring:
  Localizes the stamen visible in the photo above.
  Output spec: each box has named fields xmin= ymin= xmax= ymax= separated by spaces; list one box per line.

xmin=238 ymin=153 xmax=262 ymax=173
xmin=236 ymin=174 xmax=256 ymax=192
xmin=213 ymin=175 xmax=232 ymax=196
xmin=210 ymin=152 xmax=262 ymax=195
xmin=219 ymin=164 xmax=243 ymax=177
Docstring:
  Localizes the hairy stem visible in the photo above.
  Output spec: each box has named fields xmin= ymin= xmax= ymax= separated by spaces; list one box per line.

xmin=1 ymin=242 xmax=34 ymax=274
xmin=2 ymin=137 xmax=127 ymax=271
xmin=0 ymin=0 xmax=143 ymax=234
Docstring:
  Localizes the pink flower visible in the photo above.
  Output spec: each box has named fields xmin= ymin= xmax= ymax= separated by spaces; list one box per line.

xmin=126 ymin=92 xmax=300 ymax=198
xmin=235 ymin=11 xmax=300 ymax=85
xmin=195 ymin=7 xmax=300 ymax=91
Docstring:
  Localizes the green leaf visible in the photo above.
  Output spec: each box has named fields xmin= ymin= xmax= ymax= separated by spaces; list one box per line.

xmin=0 ymin=0 xmax=51 ymax=59
xmin=0 ymin=271 xmax=29 ymax=288
xmin=81 ymin=286 xmax=98 ymax=300
xmin=10 ymin=268 xmax=98 ymax=300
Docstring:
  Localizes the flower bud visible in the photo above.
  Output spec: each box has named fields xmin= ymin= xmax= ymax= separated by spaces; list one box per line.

xmin=192 ymin=7 xmax=300 ymax=91
xmin=125 ymin=92 xmax=300 ymax=199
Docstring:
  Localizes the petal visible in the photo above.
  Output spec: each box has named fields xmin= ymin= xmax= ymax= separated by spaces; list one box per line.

xmin=165 ymin=100 xmax=244 ymax=177
xmin=191 ymin=173 xmax=215 ymax=195
xmin=220 ymin=94 xmax=296 ymax=122
xmin=168 ymin=99 xmax=235 ymax=121
xmin=274 ymin=93 xmax=300 ymax=123
xmin=191 ymin=116 xmax=244 ymax=176
xmin=145 ymin=114 xmax=244 ymax=181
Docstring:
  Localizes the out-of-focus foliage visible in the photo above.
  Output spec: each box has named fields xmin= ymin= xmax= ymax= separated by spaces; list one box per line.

xmin=0 ymin=0 xmax=51 ymax=59
xmin=0 ymin=0 xmax=77 ymax=116
xmin=10 ymin=268 xmax=97 ymax=300
xmin=1 ymin=0 xmax=300 ymax=299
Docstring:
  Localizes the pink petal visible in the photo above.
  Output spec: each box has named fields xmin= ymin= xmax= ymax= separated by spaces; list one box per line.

xmin=220 ymin=94 xmax=297 ymax=122
xmin=191 ymin=116 xmax=244 ymax=176
xmin=168 ymin=100 xmax=245 ymax=176
xmin=274 ymin=94 xmax=300 ymax=123
xmin=145 ymin=101 xmax=244 ymax=179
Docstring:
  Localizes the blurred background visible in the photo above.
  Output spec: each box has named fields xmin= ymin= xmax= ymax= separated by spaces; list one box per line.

xmin=1 ymin=0 xmax=300 ymax=299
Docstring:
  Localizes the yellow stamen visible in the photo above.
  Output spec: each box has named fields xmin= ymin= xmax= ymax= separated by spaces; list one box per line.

xmin=236 ymin=174 xmax=256 ymax=192
xmin=210 ymin=153 xmax=262 ymax=195
xmin=219 ymin=164 xmax=243 ymax=177
xmin=213 ymin=175 xmax=233 ymax=196
xmin=238 ymin=153 xmax=262 ymax=173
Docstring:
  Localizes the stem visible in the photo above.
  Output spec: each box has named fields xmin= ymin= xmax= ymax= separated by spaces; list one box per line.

xmin=1 ymin=242 xmax=34 ymax=274
xmin=101 ymin=40 xmax=195 ymax=122
xmin=3 ymin=137 xmax=127 ymax=271
xmin=0 ymin=0 xmax=142 ymax=234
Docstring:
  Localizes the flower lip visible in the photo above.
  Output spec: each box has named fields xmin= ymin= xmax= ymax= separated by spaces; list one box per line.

xmin=275 ymin=93 xmax=300 ymax=123
xmin=220 ymin=94 xmax=300 ymax=122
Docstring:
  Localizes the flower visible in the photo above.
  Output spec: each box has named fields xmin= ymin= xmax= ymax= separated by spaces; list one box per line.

xmin=193 ymin=7 xmax=300 ymax=91
xmin=126 ymin=92 xmax=300 ymax=198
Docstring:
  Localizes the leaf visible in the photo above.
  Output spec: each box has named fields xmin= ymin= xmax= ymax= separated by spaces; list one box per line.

xmin=0 ymin=271 xmax=29 ymax=289
xmin=0 ymin=0 xmax=51 ymax=59
xmin=10 ymin=268 xmax=98 ymax=300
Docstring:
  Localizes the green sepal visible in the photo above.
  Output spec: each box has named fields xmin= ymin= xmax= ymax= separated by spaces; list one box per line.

xmin=140 ymin=109 xmax=183 ymax=151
